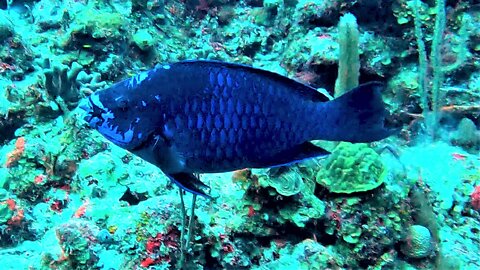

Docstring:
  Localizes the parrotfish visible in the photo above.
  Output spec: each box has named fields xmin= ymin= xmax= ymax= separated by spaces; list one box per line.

xmin=79 ymin=60 xmax=395 ymax=198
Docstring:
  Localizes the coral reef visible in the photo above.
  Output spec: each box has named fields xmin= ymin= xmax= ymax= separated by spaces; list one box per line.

xmin=0 ymin=0 xmax=479 ymax=269
xmin=50 ymin=219 xmax=100 ymax=269
xmin=258 ymin=239 xmax=341 ymax=269
xmin=471 ymin=186 xmax=480 ymax=211
xmin=451 ymin=117 xmax=480 ymax=152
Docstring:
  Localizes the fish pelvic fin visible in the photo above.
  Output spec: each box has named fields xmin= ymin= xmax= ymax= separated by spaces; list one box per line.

xmin=318 ymin=82 xmax=399 ymax=143
xmin=255 ymin=142 xmax=330 ymax=168
xmin=168 ymin=172 xmax=211 ymax=199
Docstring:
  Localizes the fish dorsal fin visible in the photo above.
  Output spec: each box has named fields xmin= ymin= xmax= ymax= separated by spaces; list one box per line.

xmin=173 ymin=60 xmax=331 ymax=103
xmin=255 ymin=141 xmax=330 ymax=168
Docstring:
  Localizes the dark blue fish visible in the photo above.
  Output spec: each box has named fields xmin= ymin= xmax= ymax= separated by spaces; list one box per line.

xmin=79 ymin=60 xmax=395 ymax=198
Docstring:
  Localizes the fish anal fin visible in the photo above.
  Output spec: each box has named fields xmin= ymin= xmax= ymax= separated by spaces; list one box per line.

xmin=258 ymin=142 xmax=330 ymax=168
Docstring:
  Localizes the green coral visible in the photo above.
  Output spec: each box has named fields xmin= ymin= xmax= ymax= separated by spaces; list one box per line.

xmin=54 ymin=220 xmax=99 ymax=268
xmin=77 ymin=152 xmax=129 ymax=187
xmin=0 ymin=188 xmax=9 ymax=201
xmin=73 ymin=8 xmax=125 ymax=39
xmin=0 ymin=11 xmax=14 ymax=40
xmin=392 ymin=0 xmax=430 ymax=25
xmin=468 ymin=72 xmax=480 ymax=91
xmin=256 ymin=239 xmax=341 ymax=269
xmin=342 ymin=223 xmax=362 ymax=244
xmin=282 ymin=29 xmax=338 ymax=70
xmin=451 ymin=118 xmax=480 ymax=151
xmin=388 ymin=67 xmax=419 ymax=94
xmin=278 ymin=194 xmax=325 ymax=228
xmin=316 ymin=142 xmax=386 ymax=194
xmin=0 ymin=202 xmax=14 ymax=225
xmin=293 ymin=0 xmax=338 ymax=25
xmin=132 ymin=29 xmax=155 ymax=51
xmin=360 ymin=32 xmax=394 ymax=76
xmin=58 ymin=7 xmax=125 ymax=49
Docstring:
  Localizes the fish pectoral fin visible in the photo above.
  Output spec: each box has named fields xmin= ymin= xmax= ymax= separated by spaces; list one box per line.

xmin=168 ymin=172 xmax=211 ymax=199
xmin=261 ymin=142 xmax=331 ymax=168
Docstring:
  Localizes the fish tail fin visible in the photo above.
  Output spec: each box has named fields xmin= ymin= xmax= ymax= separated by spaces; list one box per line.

xmin=319 ymin=82 xmax=398 ymax=142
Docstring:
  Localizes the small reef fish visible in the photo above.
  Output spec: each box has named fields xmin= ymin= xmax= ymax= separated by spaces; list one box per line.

xmin=79 ymin=60 xmax=395 ymax=198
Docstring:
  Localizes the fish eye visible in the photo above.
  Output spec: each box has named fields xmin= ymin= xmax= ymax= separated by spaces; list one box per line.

xmin=117 ymin=98 xmax=129 ymax=111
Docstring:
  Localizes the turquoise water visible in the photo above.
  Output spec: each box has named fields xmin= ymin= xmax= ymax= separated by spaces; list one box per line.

xmin=0 ymin=0 xmax=479 ymax=269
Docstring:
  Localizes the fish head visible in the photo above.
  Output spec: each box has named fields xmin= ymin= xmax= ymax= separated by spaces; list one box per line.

xmin=79 ymin=73 xmax=159 ymax=150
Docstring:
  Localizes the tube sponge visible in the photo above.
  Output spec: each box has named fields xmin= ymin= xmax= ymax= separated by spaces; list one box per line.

xmin=44 ymin=60 xmax=83 ymax=105
xmin=334 ymin=13 xmax=360 ymax=97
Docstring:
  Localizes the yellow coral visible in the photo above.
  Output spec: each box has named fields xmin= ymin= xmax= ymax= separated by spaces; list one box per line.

xmin=316 ymin=142 xmax=386 ymax=194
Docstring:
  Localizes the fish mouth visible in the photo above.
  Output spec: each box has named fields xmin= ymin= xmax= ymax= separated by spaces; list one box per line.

xmin=77 ymin=97 xmax=94 ymax=127
xmin=78 ymin=95 xmax=106 ymax=129
xmin=78 ymin=95 xmax=137 ymax=149
xmin=78 ymin=98 xmax=91 ymax=119
xmin=78 ymin=97 xmax=91 ymax=113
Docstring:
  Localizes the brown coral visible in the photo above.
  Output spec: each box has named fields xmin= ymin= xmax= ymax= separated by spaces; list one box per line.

xmin=5 ymin=137 xmax=25 ymax=168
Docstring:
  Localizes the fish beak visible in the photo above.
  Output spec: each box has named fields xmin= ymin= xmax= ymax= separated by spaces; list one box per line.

xmin=77 ymin=97 xmax=92 ymax=123
xmin=77 ymin=94 xmax=109 ymax=129
xmin=78 ymin=98 xmax=91 ymax=113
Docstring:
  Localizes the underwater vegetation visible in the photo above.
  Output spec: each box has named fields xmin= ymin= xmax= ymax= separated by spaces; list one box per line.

xmin=0 ymin=0 xmax=479 ymax=269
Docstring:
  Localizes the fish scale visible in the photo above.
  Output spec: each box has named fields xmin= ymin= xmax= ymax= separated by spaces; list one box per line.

xmin=81 ymin=60 xmax=395 ymax=197
xmin=193 ymin=68 xmax=298 ymax=168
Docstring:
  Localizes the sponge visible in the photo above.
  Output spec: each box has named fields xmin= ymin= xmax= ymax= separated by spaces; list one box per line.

xmin=334 ymin=13 xmax=360 ymax=97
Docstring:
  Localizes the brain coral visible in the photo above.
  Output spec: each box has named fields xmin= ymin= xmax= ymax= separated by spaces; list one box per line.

xmin=316 ymin=142 xmax=386 ymax=194
xmin=262 ymin=166 xmax=304 ymax=196
xmin=400 ymin=225 xmax=434 ymax=259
